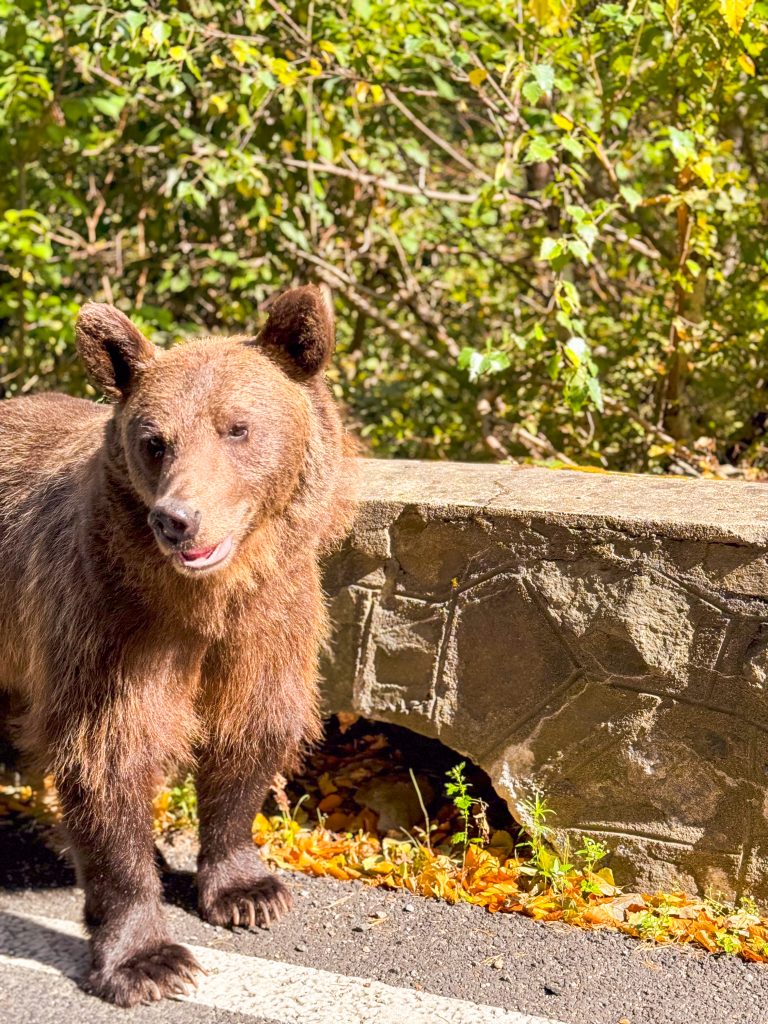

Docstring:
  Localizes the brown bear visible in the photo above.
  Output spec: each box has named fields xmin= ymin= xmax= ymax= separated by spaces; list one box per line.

xmin=0 ymin=285 xmax=356 ymax=1006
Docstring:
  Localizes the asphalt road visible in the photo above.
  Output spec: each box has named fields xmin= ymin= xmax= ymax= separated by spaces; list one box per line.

xmin=1 ymin=812 xmax=767 ymax=1024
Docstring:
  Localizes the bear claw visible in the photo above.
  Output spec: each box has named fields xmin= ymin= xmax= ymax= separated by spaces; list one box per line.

xmin=88 ymin=942 xmax=204 ymax=1007
xmin=202 ymin=874 xmax=293 ymax=930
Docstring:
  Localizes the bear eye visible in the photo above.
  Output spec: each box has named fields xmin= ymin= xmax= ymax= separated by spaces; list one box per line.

xmin=228 ymin=423 xmax=249 ymax=440
xmin=146 ymin=435 xmax=166 ymax=460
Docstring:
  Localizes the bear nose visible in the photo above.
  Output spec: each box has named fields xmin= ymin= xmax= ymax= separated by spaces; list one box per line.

xmin=148 ymin=501 xmax=201 ymax=547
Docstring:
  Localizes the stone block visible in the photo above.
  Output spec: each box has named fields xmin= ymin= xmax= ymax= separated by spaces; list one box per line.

xmin=320 ymin=459 xmax=768 ymax=901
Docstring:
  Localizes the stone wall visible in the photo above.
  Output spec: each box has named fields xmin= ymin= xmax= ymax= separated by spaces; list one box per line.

xmin=320 ymin=459 xmax=768 ymax=901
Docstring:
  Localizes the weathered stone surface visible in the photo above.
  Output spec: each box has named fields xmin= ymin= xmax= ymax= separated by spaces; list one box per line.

xmin=320 ymin=459 xmax=768 ymax=902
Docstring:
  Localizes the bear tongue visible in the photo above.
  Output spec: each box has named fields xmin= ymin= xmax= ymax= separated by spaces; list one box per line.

xmin=180 ymin=544 xmax=218 ymax=562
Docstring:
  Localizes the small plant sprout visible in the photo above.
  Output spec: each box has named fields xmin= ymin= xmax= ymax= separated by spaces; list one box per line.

xmin=738 ymin=895 xmax=759 ymax=918
xmin=516 ymin=797 xmax=611 ymax=899
xmin=715 ymin=931 xmax=742 ymax=955
xmin=629 ymin=903 xmax=674 ymax=943
xmin=703 ymin=887 xmax=729 ymax=917
xmin=631 ymin=911 xmax=665 ymax=942
xmin=517 ymin=791 xmax=558 ymax=884
xmin=445 ymin=761 xmax=485 ymax=872
xmin=519 ymin=792 xmax=555 ymax=849
xmin=575 ymin=834 xmax=609 ymax=894
xmin=576 ymin=835 xmax=608 ymax=874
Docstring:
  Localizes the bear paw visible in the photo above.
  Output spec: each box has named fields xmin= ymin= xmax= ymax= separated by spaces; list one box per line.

xmin=88 ymin=943 xmax=203 ymax=1007
xmin=202 ymin=874 xmax=293 ymax=930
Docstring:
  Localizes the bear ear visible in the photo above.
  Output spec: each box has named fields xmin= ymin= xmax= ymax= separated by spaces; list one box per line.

xmin=256 ymin=284 xmax=335 ymax=381
xmin=75 ymin=303 xmax=156 ymax=400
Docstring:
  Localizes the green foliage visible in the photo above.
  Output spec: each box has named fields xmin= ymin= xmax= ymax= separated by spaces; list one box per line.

xmin=445 ymin=760 xmax=489 ymax=870
xmin=715 ymin=930 xmax=743 ymax=954
xmin=630 ymin=904 xmax=674 ymax=941
xmin=445 ymin=761 xmax=474 ymax=852
xmin=575 ymin=834 xmax=608 ymax=870
xmin=1 ymin=0 xmax=767 ymax=472
xmin=518 ymin=791 xmax=576 ymax=893
xmin=162 ymin=774 xmax=198 ymax=830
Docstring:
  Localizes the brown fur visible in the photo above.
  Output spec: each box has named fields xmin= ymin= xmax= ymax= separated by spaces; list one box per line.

xmin=0 ymin=285 xmax=356 ymax=1006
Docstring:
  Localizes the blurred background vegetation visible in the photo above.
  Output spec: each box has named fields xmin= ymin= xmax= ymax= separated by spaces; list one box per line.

xmin=0 ymin=0 xmax=766 ymax=474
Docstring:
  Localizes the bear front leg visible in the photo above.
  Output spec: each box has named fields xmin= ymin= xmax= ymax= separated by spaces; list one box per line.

xmin=196 ymin=740 xmax=293 ymax=930
xmin=57 ymin=771 xmax=203 ymax=1006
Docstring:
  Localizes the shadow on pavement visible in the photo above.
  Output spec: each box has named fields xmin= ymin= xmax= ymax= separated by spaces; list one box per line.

xmin=0 ymin=910 xmax=88 ymax=981
xmin=0 ymin=812 xmax=75 ymax=891
xmin=0 ymin=806 xmax=199 ymax=918
xmin=159 ymin=856 xmax=198 ymax=914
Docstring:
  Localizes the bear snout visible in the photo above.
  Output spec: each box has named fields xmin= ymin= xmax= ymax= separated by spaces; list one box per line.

xmin=149 ymin=500 xmax=201 ymax=548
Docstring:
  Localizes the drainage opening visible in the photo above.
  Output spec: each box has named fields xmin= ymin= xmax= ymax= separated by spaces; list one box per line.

xmin=263 ymin=715 xmax=520 ymax=848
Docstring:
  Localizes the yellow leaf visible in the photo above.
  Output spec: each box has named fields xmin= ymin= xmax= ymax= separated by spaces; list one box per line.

xmin=552 ymin=112 xmax=574 ymax=131
xmin=318 ymin=40 xmax=337 ymax=54
xmin=153 ymin=791 xmax=170 ymax=812
xmin=169 ymin=45 xmax=186 ymax=61
xmin=208 ymin=94 xmax=228 ymax=115
xmin=308 ymin=58 xmax=323 ymax=76
xmin=229 ymin=39 xmax=253 ymax=65
xmin=468 ymin=67 xmax=488 ymax=88
xmin=528 ymin=0 xmax=572 ymax=34
xmin=583 ymin=869 xmax=620 ymax=896
xmin=370 ymin=84 xmax=384 ymax=104
xmin=271 ymin=58 xmax=299 ymax=87
xmin=692 ymin=155 xmax=714 ymax=186
xmin=361 ymin=857 xmax=396 ymax=874
xmin=354 ymin=81 xmax=369 ymax=102
xmin=252 ymin=812 xmax=272 ymax=834
xmin=738 ymin=52 xmax=756 ymax=75
xmin=719 ymin=0 xmax=754 ymax=33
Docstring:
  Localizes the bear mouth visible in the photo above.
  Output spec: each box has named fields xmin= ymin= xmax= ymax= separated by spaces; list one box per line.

xmin=177 ymin=535 xmax=234 ymax=571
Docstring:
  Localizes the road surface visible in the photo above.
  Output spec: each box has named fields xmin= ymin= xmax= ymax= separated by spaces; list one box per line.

xmin=0 ymin=811 xmax=766 ymax=1024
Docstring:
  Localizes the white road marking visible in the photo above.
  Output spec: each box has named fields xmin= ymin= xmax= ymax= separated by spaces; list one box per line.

xmin=0 ymin=911 xmax=568 ymax=1024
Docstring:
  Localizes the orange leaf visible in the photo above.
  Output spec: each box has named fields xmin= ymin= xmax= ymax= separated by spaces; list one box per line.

xmin=694 ymin=928 xmax=718 ymax=953
xmin=318 ymin=794 xmax=344 ymax=813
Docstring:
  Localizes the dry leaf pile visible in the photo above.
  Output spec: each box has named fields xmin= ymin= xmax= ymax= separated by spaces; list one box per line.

xmin=249 ymin=811 xmax=768 ymax=962
xmin=4 ymin=721 xmax=768 ymax=965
